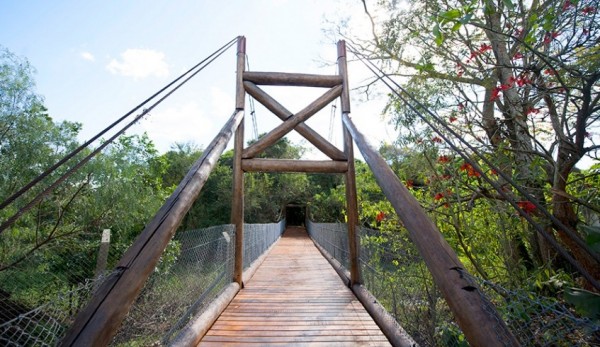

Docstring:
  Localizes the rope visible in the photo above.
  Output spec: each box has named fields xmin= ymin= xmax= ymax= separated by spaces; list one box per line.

xmin=0 ymin=37 xmax=239 ymax=234
xmin=345 ymin=42 xmax=600 ymax=290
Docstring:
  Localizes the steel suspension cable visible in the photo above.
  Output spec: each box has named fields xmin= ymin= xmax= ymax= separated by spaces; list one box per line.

xmin=0 ymin=36 xmax=239 ymax=212
xmin=0 ymin=37 xmax=239 ymax=235
xmin=346 ymin=43 xmax=600 ymax=290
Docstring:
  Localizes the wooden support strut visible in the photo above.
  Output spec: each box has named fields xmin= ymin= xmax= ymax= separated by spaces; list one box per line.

xmin=242 ymin=158 xmax=348 ymax=173
xmin=243 ymin=81 xmax=346 ymax=161
xmin=342 ymin=112 xmax=520 ymax=347
xmin=243 ymin=71 xmax=342 ymax=87
xmin=60 ymin=110 xmax=244 ymax=347
xmin=243 ymin=85 xmax=342 ymax=159
xmin=232 ymin=36 xmax=246 ymax=286
xmin=338 ymin=40 xmax=361 ymax=285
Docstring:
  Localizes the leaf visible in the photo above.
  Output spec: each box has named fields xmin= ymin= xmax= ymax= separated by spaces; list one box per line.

xmin=451 ymin=22 xmax=463 ymax=31
xmin=564 ymin=287 xmax=600 ymax=319
xmin=460 ymin=13 xmax=474 ymax=24
xmin=441 ymin=9 xmax=462 ymax=21
xmin=581 ymin=225 xmax=600 ymax=252
xmin=503 ymin=0 xmax=515 ymax=10
xmin=433 ymin=24 xmax=444 ymax=46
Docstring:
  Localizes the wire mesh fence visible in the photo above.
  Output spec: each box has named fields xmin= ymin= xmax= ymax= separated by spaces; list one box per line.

xmin=305 ymin=220 xmax=349 ymax=270
xmin=0 ymin=228 xmax=124 ymax=347
xmin=307 ymin=221 xmax=600 ymax=346
xmin=0 ymin=221 xmax=285 ymax=346
xmin=243 ymin=220 xmax=286 ymax=270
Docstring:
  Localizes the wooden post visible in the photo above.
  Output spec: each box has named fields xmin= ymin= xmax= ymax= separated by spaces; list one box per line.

xmin=342 ymin=112 xmax=520 ymax=347
xmin=338 ymin=40 xmax=361 ymax=285
xmin=94 ymin=229 xmax=111 ymax=280
xmin=232 ymin=36 xmax=246 ymax=286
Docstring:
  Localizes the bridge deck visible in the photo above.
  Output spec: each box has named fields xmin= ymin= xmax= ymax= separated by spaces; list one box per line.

xmin=198 ymin=226 xmax=391 ymax=346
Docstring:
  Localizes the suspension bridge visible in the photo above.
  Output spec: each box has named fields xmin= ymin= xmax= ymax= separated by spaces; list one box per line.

xmin=1 ymin=36 xmax=598 ymax=346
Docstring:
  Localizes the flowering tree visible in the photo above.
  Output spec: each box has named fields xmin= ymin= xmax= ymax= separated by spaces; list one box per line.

xmin=348 ymin=0 xmax=599 ymax=283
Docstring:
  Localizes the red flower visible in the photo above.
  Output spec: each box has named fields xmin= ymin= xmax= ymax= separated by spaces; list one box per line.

xmin=449 ymin=116 xmax=457 ymax=123
xmin=526 ymin=107 xmax=540 ymax=115
xmin=582 ymin=6 xmax=596 ymax=14
xmin=438 ymin=155 xmax=451 ymax=164
xmin=490 ymin=169 xmax=498 ymax=175
xmin=517 ymin=201 xmax=536 ymax=214
xmin=490 ymin=87 xmax=502 ymax=101
xmin=432 ymin=136 xmax=443 ymax=143
xmin=460 ymin=162 xmax=480 ymax=177
xmin=479 ymin=43 xmax=492 ymax=53
xmin=434 ymin=193 xmax=444 ymax=201
xmin=376 ymin=211 xmax=385 ymax=222
xmin=543 ymin=68 xmax=555 ymax=75
xmin=512 ymin=52 xmax=523 ymax=60
xmin=563 ymin=0 xmax=572 ymax=11
xmin=405 ymin=179 xmax=414 ymax=188
xmin=467 ymin=168 xmax=481 ymax=177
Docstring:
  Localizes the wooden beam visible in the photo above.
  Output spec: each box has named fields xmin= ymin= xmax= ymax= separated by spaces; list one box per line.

xmin=352 ymin=284 xmax=417 ymax=347
xmin=60 ymin=110 xmax=244 ymax=347
xmin=243 ymin=71 xmax=342 ymax=87
xmin=232 ymin=37 xmax=246 ymax=286
xmin=244 ymin=81 xmax=346 ymax=161
xmin=337 ymin=41 xmax=351 ymax=113
xmin=242 ymin=159 xmax=347 ymax=173
xmin=170 ymin=283 xmax=240 ymax=347
xmin=235 ymin=36 xmax=246 ymax=110
xmin=342 ymin=113 xmax=520 ymax=347
xmin=338 ymin=41 xmax=361 ymax=286
xmin=243 ymin=85 xmax=342 ymax=159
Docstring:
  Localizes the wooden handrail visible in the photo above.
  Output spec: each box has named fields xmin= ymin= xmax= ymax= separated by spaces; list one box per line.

xmin=61 ymin=110 xmax=244 ymax=347
xmin=342 ymin=112 xmax=520 ymax=347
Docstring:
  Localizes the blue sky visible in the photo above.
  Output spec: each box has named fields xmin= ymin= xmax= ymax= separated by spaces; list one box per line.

xmin=1 ymin=0 xmax=393 ymax=156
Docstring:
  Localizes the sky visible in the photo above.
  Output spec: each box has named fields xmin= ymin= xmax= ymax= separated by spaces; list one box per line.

xmin=1 ymin=0 xmax=396 ymax=158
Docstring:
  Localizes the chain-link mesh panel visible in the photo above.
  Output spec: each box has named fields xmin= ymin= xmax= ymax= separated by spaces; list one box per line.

xmin=0 ymin=229 xmax=124 ymax=346
xmin=243 ymin=220 xmax=285 ymax=270
xmin=459 ymin=270 xmax=600 ymax=346
xmin=306 ymin=220 xmax=349 ymax=270
xmin=308 ymin=221 xmax=600 ymax=346
xmin=110 ymin=224 xmax=235 ymax=346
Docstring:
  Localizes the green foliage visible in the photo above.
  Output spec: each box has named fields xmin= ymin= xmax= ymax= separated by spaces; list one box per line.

xmin=564 ymin=287 xmax=600 ymax=320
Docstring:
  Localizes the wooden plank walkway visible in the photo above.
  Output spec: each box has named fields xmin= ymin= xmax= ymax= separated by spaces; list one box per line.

xmin=198 ymin=226 xmax=391 ymax=346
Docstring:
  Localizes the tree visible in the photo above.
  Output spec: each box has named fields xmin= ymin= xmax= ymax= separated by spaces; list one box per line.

xmin=345 ymin=0 xmax=600 ymax=284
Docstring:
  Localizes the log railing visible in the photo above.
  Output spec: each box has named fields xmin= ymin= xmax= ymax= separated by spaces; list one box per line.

xmin=341 ymin=112 xmax=520 ymax=347
xmin=60 ymin=109 xmax=244 ymax=346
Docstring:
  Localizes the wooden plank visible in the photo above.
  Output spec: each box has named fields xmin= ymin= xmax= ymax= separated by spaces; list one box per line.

xmin=241 ymin=159 xmax=347 ymax=173
xmin=61 ymin=110 xmax=244 ymax=347
xmin=243 ymin=81 xmax=346 ymax=160
xmin=242 ymin=86 xmax=342 ymax=159
xmin=243 ymin=71 xmax=342 ymax=87
xmin=198 ymin=227 xmax=391 ymax=346
xmin=342 ymin=113 xmax=520 ymax=347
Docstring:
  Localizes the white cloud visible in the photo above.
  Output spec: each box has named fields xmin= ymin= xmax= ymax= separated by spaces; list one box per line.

xmin=106 ymin=48 xmax=169 ymax=79
xmin=139 ymin=88 xmax=234 ymax=152
xmin=80 ymin=51 xmax=95 ymax=62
